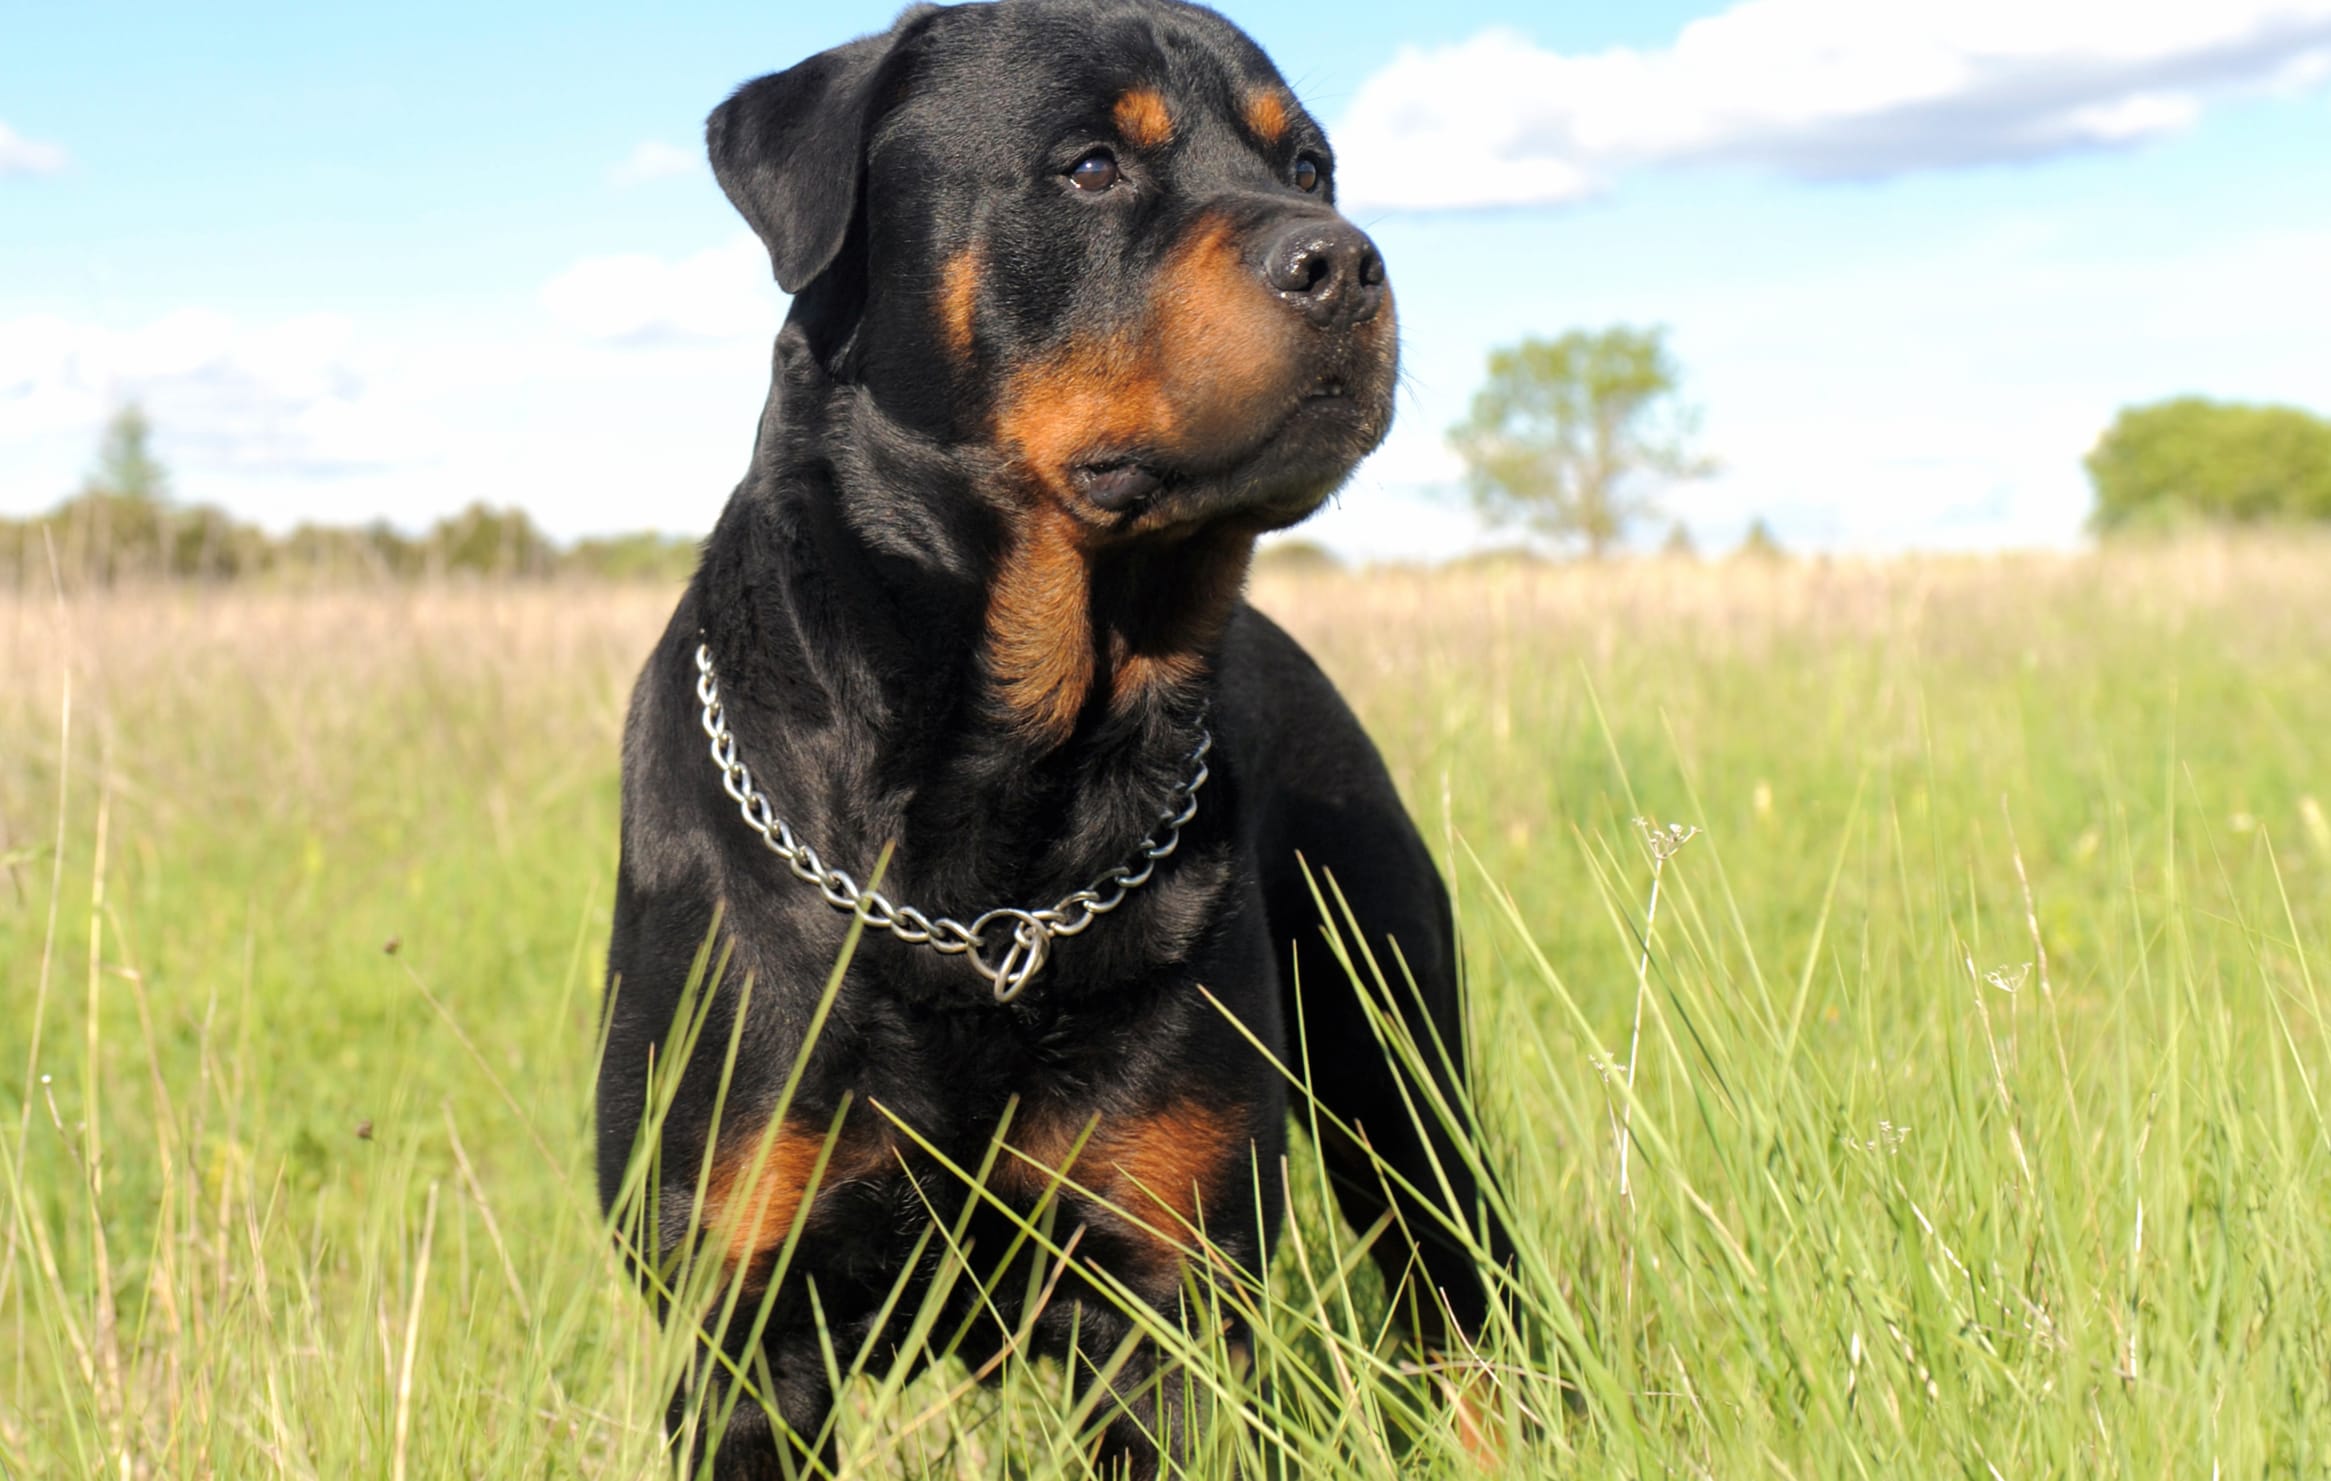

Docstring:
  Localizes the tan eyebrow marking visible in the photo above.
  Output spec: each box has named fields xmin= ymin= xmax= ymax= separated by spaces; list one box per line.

xmin=1243 ymin=86 xmax=1291 ymax=145
xmin=1113 ymin=87 xmax=1175 ymax=150
xmin=939 ymin=245 xmax=980 ymax=360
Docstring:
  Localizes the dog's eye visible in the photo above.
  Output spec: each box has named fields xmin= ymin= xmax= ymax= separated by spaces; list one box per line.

xmin=1068 ymin=149 xmax=1121 ymax=192
xmin=1293 ymin=155 xmax=1323 ymax=192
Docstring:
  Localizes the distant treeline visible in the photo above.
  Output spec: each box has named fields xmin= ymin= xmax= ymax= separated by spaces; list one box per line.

xmin=3 ymin=405 xmax=697 ymax=588
xmin=15 ymin=390 xmax=2330 ymax=589
xmin=0 ymin=492 xmax=699 ymax=588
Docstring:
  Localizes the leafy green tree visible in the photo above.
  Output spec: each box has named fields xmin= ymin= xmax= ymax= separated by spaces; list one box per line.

xmin=13 ymin=402 xmax=184 ymax=582
xmin=425 ymin=503 xmax=558 ymax=577
xmin=2087 ymin=397 xmax=2331 ymax=531
xmin=85 ymin=402 xmax=170 ymax=504
xmin=1736 ymin=516 xmax=1785 ymax=561
xmin=1450 ymin=327 xmax=1712 ymax=557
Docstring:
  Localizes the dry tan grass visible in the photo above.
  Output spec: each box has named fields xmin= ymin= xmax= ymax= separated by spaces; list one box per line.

xmin=8 ymin=532 xmax=2322 ymax=724
xmin=0 ymin=582 xmax=675 ymax=867
xmin=8 ymin=537 xmax=2322 ymax=863
xmin=1255 ymin=534 xmax=2331 ymax=670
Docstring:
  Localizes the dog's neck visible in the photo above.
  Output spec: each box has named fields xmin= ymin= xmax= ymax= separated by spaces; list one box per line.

xmin=694 ymin=349 xmax=1247 ymax=911
xmin=777 ymin=337 xmax=1251 ymax=723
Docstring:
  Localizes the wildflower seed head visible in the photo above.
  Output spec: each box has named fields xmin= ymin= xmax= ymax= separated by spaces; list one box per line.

xmin=1632 ymin=816 xmax=1703 ymax=863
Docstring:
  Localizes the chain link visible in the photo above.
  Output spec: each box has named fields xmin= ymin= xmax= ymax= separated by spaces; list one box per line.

xmin=693 ymin=641 xmax=1211 ymax=1003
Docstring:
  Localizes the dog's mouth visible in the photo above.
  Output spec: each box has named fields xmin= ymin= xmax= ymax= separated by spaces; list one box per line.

xmin=1071 ymin=457 xmax=1168 ymax=513
xmin=1068 ymin=375 xmax=1374 ymax=519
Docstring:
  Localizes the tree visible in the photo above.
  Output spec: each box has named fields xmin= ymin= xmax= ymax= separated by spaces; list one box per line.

xmin=1449 ymin=327 xmax=1711 ymax=557
xmin=84 ymin=402 xmax=170 ymax=503
xmin=424 ymin=503 xmax=558 ymax=577
xmin=1736 ymin=516 xmax=1785 ymax=561
xmin=2087 ymin=397 xmax=2331 ymax=531
xmin=27 ymin=402 xmax=181 ymax=582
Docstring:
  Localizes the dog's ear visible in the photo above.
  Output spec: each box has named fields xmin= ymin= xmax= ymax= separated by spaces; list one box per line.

xmin=707 ymin=7 xmax=940 ymax=294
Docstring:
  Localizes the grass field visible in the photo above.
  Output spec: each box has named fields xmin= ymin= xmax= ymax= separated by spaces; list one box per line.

xmin=4 ymin=538 xmax=2329 ymax=1477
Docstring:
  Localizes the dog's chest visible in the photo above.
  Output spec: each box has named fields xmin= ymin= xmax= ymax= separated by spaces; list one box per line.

xmin=789 ymin=1010 xmax=1263 ymax=1317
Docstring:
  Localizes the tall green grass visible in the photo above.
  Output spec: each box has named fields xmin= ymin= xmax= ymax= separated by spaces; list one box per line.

xmin=2 ymin=540 xmax=2327 ymax=1475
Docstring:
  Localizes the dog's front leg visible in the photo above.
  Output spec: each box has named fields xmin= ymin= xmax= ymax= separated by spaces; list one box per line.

xmin=1068 ymin=1300 xmax=1255 ymax=1481
xmin=670 ymin=1316 xmax=838 ymax=1481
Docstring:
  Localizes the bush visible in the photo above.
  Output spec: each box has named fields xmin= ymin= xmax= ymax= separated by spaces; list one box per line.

xmin=2088 ymin=397 xmax=2331 ymax=532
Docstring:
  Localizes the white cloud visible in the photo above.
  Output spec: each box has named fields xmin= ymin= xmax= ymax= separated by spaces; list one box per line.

xmin=539 ymin=235 xmax=782 ymax=344
xmin=0 ymin=269 xmax=804 ymax=535
xmin=0 ymin=120 xmax=68 ymax=177
xmin=0 ymin=235 xmax=796 ymax=533
xmin=2273 ymin=44 xmax=2331 ymax=90
xmin=608 ymin=139 xmax=700 ymax=187
xmin=1335 ymin=0 xmax=2331 ymax=211
xmin=0 ymin=300 xmax=770 ymax=536
xmin=0 ymin=309 xmax=435 ymax=485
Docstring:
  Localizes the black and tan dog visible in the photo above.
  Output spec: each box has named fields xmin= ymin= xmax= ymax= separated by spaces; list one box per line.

xmin=596 ymin=1 xmax=1511 ymax=1473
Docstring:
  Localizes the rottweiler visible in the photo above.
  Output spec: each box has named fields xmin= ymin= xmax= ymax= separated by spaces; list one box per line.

xmin=596 ymin=1 xmax=1513 ymax=1474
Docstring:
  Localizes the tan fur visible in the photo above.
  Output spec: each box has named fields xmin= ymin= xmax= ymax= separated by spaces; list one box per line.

xmin=1098 ymin=1100 xmax=1243 ymax=1238
xmin=702 ymin=1117 xmax=889 ymax=1285
xmin=1113 ymin=87 xmax=1175 ymax=149
xmin=992 ymin=214 xmax=1298 ymax=499
xmin=1438 ymin=1361 xmax=1506 ymax=1470
xmin=985 ymin=214 xmax=1305 ymax=738
xmin=996 ymin=1098 xmax=1247 ymax=1278
xmin=1242 ymin=87 xmax=1291 ymax=145
xmin=939 ymin=246 xmax=981 ymax=361
xmin=983 ymin=501 xmax=1097 ymax=739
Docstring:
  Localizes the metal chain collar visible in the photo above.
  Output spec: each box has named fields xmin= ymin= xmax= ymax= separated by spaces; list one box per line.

xmin=693 ymin=641 xmax=1211 ymax=1003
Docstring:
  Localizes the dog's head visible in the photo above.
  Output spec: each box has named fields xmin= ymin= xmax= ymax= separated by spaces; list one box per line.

xmin=710 ymin=0 xmax=1394 ymax=541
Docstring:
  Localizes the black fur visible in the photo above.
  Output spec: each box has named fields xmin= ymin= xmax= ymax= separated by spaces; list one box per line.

xmin=597 ymin=3 xmax=1512 ymax=1474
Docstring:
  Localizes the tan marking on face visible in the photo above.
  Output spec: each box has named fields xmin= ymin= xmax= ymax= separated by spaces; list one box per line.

xmin=1243 ymin=87 xmax=1292 ymax=145
xmin=983 ymin=499 xmax=1096 ymax=740
xmin=938 ymin=246 xmax=980 ymax=361
xmin=991 ymin=214 xmax=1297 ymax=495
xmin=1113 ymin=87 xmax=1175 ymax=150
xmin=995 ymin=1098 xmax=1248 ymax=1277
xmin=701 ymin=1116 xmax=889 ymax=1286
xmin=985 ymin=216 xmax=1302 ymax=737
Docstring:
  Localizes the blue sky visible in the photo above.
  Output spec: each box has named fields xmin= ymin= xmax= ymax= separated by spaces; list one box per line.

xmin=5 ymin=0 xmax=2329 ymax=559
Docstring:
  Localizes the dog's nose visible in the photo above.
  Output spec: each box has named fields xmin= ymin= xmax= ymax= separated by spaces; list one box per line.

xmin=1262 ymin=219 xmax=1386 ymax=329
